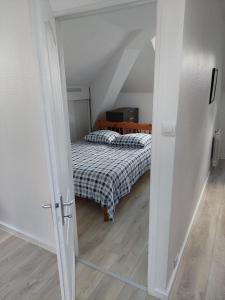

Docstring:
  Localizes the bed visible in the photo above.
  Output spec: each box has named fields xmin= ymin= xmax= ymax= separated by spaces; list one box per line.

xmin=71 ymin=121 xmax=152 ymax=221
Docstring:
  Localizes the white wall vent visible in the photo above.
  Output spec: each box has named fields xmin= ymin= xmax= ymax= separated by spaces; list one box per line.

xmin=67 ymin=87 xmax=82 ymax=92
xmin=67 ymin=86 xmax=89 ymax=101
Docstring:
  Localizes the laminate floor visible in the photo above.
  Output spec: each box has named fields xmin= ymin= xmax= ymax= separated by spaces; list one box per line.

xmin=170 ymin=160 xmax=225 ymax=300
xmin=2 ymin=160 xmax=224 ymax=300
xmin=76 ymin=263 xmax=156 ymax=300
xmin=76 ymin=171 xmax=150 ymax=287
xmin=0 ymin=230 xmax=61 ymax=300
xmin=0 ymin=228 xmax=156 ymax=300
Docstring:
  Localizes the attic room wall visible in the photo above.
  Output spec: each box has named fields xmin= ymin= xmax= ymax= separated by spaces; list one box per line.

xmin=60 ymin=2 xmax=156 ymax=126
xmin=0 ymin=0 xmax=55 ymax=250
xmin=114 ymin=40 xmax=155 ymax=123
xmin=217 ymin=92 xmax=225 ymax=158
xmin=68 ymin=100 xmax=90 ymax=142
xmin=66 ymin=87 xmax=90 ymax=142
xmin=115 ymin=93 xmax=153 ymax=123
xmin=90 ymin=7 xmax=156 ymax=123
xmin=167 ymin=0 xmax=224 ymax=284
xmin=216 ymin=51 xmax=225 ymax=159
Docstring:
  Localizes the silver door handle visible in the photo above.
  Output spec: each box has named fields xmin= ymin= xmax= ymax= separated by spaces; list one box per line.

xmin=41 ymin=203 xmax=59 ymax=209
xmin=42 ymin=204 xmax=51 ymax=209
xmin=62 ymin=199 xmax=74 ymax=207
xmin=60 ymin=196 xmax=74 ymax=225
xmin=64 ymin=214 xmax=72 ymax=219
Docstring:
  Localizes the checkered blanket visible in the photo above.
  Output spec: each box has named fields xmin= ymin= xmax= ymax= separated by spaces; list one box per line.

xmin=71 ymin=139 xmax=151 ymax=219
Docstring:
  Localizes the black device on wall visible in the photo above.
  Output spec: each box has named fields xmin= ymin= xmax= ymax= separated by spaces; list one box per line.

xmin=106 ymin=107 xmax=139 ymax=123
xmin=209 ymin=68 xmax=218 ymax=104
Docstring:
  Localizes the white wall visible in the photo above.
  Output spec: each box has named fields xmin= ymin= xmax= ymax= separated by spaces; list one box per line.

xmin=217 ymin=92 xmax=225 ymax=159
xmin=67 ymin=88 xmax=90 ymax=142
xmin=148 ymin=0 xmax=186 ymax=295
xmin=167 ymin=0 xmax=224 ymax=284
xmin=60 ymin=3 xmax=156 ymax=125
xmin=91 ymin=30 xmax=151 ymax=123
xmin=67 ymin=99 xmax=90 ymax=142
xmin=115 ymin=92 xmax=153 ymax=123
xmin=0 ymin=0 xmax=55 ymax=250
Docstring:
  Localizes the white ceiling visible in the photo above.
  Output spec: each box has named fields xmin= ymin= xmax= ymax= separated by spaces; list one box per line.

xmin=50 ymin=0 xmax=102 ymax=12
xmin=49 ymin=0 xmax=155 ymax=16
xmin=61 ymin=16 xmax=129 ymax=86
xmin=60 ymin=2 xmax=156 ymax=92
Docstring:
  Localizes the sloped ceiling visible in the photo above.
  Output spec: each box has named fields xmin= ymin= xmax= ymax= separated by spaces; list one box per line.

xmin=61 ymin=17 xmax=129 ymax=86
xmin=123 ymin=41 xmax=155 ymax=92
xmin=50 ymin=0 xmax=155 ymax=16
xmin=50 ymin=0 xmax=103 ymax=13
xmin=60 ymin=2 xmax=156 ymax=92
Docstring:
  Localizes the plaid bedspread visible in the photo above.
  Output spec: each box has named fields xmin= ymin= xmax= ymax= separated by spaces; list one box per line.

xmin=71 ymin=140 xmax=151 ymax=219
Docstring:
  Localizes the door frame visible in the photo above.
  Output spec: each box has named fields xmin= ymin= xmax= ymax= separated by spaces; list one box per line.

xmin=31 ymin=0 xmax=176 ymax=299
xmin=55 ymin=1 xmax=166 ymax=298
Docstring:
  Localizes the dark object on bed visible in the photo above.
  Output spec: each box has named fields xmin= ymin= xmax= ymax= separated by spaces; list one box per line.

xmin=209 ymin=68 xmax=218 ymax=104
xmin=106 ymin=107 xmax=139 ymax=123
xmin=97 ymin=120 xmax=152 ymax=134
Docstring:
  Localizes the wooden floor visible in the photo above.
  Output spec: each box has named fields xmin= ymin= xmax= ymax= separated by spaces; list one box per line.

xmin=0 ymin=230 xmax=60 ymax=300
xmin=0 ymin=228 xmax=156 ymax=300
xmin=76 ymin=263 xmax=156 ymax=300
xmin=1 ymin=162 xmax=225 ymax=300
xmin=76 ymin=171 xmax=150 ymax=287
xmin=171 ymin=160 xmax=225 ymax=300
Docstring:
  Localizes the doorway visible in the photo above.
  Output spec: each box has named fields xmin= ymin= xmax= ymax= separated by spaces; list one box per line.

xmin=31 ymin=0 xmax=177 ymax=299
xmin=56 ymin=0 xmax=156 ymax=292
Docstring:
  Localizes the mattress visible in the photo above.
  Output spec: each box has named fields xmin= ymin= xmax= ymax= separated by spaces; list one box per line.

xmin=71 ymin=139 xmax=151 ymax=219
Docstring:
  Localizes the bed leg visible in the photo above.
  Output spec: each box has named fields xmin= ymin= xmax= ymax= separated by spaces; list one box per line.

xmin=102 ymin=207 xmax=109 ymax=222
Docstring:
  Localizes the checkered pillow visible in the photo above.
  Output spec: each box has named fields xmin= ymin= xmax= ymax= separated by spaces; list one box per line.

xmin=84 ymin=130 xmax=120 ymax=144
xmin=111 ymin=133 xmax=152 ymax=148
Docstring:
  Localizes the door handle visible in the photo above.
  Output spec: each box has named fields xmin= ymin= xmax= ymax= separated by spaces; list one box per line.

xmin=41 ymin=203 xmax=59 ymax=209
xmin=64 ymin=214 xmax=72 ymax=219
xmin=60 ymin=196 xmax=74 ymax=225
xmin=42 ymin=204 xmax=51 ymax=209
xmin=42 ymin=197 xmax=73 ymax=224
xmin=62 ymin=199 xmax=74 ymax=207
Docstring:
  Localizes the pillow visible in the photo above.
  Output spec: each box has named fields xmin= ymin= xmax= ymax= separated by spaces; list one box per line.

xmin=111 ymin=133 xmax=151 ymax=148
xmin=84 ymin=130 xmax=120 ymax=144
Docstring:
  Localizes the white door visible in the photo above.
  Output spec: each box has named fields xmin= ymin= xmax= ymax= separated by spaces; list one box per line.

xmin=31 ymin=0 xmax=76 ymax=299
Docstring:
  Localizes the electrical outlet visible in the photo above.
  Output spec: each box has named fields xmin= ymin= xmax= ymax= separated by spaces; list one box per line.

xmin=161 ymin=122 xmax=176 ymax=137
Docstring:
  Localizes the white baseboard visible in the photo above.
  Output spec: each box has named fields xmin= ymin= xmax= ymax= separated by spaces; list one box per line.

xmin=0 ymin=222 xmax=56 ymax=254
xmin=151 ymin=288 xmax=169 ymax=300
xmin=165 ymin=172 xmax=210 ymax=298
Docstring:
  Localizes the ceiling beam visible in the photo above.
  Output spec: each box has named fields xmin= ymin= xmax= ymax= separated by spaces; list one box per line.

xmin=90 ymin=30 xmax=149 ymax=124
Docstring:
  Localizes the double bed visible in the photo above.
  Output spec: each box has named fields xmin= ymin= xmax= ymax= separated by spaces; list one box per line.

xmin=71 ymin=121 xmax=152 ymax=221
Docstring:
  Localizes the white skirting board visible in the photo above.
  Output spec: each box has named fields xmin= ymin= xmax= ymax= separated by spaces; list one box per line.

xmin=0 ymin=222 xmax=56 ymax=254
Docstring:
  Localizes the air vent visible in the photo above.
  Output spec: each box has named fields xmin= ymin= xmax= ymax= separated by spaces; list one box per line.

xmin=67 ymin=87 xmax=82 ymax=92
